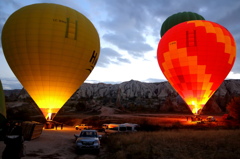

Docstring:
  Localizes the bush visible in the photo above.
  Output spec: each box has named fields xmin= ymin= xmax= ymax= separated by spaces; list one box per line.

xmin=102 ymin=130 xmax=240 ymax=159
xmin=226 ymin=96 xmax=240 ymax=121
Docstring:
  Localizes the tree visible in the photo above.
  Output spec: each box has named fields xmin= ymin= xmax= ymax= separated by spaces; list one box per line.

xmin=226 ymin=96 xmax=240 ymax=121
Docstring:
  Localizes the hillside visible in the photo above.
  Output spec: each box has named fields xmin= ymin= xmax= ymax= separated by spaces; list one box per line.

xmin=4 ymin=79 xmax=240 ymax=117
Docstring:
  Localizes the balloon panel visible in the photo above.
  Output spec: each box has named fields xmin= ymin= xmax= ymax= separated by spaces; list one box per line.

xmin=2 ymin=3 xmax=100 ymax=118
xmin=158 ymin=20 xmax=236 ymax=114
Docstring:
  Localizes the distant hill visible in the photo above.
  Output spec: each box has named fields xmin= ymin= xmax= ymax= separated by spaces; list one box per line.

xmin=4 ymin=79 xmax=240 ymax=115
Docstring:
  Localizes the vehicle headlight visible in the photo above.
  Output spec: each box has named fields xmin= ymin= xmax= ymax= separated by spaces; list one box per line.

xmin=94 ymin=140 xmax=99 ymax=146
xmin=76 ymin=141 xmax=83 ymax=145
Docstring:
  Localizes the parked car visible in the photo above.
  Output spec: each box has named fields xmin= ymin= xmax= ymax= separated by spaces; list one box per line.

xmin=206 ymin=116 xmax=216 ymax=122
xmin=102 ymin=124 xmax=109 ymax=129
xmin=74 ymin=130 xmax=101 ymax=154
xmin=75 ymin=124 xmax=92 ymax=130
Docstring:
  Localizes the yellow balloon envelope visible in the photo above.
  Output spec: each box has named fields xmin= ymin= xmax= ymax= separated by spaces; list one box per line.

xmin=1 ymin=3 xmax=100 ymax=119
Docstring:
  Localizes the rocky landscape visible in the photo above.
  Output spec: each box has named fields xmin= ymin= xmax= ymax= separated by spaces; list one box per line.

xmin=2 ymin=79 xmax=240 ymax=158
xmin=3 ymin=79 xmax=240 ymax=119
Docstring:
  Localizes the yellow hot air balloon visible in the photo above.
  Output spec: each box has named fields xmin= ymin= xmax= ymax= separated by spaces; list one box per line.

xmin=1 ymin=3 xmax=100 ymax=120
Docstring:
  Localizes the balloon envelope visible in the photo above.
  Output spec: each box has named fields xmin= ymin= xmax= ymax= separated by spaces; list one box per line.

xmin=1 ymin=3 xmax=100 ymax=119
xmin=160 ymin=12 xmax=205 ymax=37
xmin=157 ymin=20 xmax=236 ymax=115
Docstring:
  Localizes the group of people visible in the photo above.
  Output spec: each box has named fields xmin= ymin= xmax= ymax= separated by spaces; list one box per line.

xmin=45 ymin=121 xmax=64 ymax=130
xmin=55 ymin=122 xmax=64 ymax=130
xmin=2 ymin=121 xmax=25 ymax=159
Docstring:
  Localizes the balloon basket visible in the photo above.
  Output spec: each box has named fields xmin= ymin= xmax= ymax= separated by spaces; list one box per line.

xmin=44 ymin=121 xmax=55 ymax=129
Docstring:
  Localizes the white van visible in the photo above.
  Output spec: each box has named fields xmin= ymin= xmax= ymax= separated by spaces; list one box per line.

xmin=105 ymin=123 xmax=138 ymax=134
xmin=123 ymin=123 xmax=139 ymax=131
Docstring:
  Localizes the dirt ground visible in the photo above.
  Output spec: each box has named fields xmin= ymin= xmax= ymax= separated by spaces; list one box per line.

xmin=0 ymin=126 xmax=105 ymax=159
xmin=0 ymin=107 xmax=224 ymax=158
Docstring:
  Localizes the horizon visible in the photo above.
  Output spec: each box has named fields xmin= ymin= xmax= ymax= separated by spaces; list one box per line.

xmin=3 ymin=78 xmax=240 ymax=91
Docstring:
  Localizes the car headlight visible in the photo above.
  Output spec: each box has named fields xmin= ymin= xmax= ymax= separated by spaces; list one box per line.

xmin=94 ymin=140 xmax=99 ymax=145
xmin=76 ymin=141 xmax=83 ymax=145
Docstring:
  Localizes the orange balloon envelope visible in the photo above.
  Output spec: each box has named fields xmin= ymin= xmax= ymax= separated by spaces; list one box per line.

xmin=157 ymin=20 xmax=236 ymax=115
xmin=1 ymin=4 xmax=100 ymax=120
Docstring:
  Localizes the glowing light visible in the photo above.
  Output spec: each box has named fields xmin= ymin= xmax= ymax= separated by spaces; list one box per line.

xmin=46 ymin=109 xmax=52 ymax=121
xmin=190 ymin=101 xmax=202 ymax=115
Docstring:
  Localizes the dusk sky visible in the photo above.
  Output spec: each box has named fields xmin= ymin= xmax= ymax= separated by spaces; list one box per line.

xmin=1 ymin=0 xmax=240 ymax=90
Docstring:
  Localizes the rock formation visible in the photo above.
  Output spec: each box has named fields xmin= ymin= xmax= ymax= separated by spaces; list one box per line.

xmin=4 ymin=79 xmax=240 ymax=114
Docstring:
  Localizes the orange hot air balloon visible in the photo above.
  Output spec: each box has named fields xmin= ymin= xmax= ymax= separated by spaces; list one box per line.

xmin=157 ymin=20 xmax=236 ymax=115
xmin=1 ymin=3 xmax=100 ymax=120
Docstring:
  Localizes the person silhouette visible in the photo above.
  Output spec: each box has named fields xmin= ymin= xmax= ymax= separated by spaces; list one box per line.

xmin=2 ymin=122 xmax=25 ymax=159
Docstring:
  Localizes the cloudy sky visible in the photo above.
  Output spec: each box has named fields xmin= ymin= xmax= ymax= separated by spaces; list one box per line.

xmin=0 ymin=0 xmax=240 ymax=90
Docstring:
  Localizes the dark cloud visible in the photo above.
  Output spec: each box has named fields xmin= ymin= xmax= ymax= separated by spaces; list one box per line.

xmin=102 ymin=33 xmax=153 ymax=57
xmin=1 ymin=77 xmax=22 ymax=90
xmin=96 ymin=47 xmax=131 ymax=67
xmin=97 ymin=0 xmax=240 ymax=74
xmin=96 ymin=0 xmax=240 ymax=59
xmin=98 ymin=0 xmax=158 ymax=57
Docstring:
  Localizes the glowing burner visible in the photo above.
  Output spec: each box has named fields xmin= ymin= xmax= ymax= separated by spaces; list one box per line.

xmin=40 ymin=108 xmax=58 ymax=120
